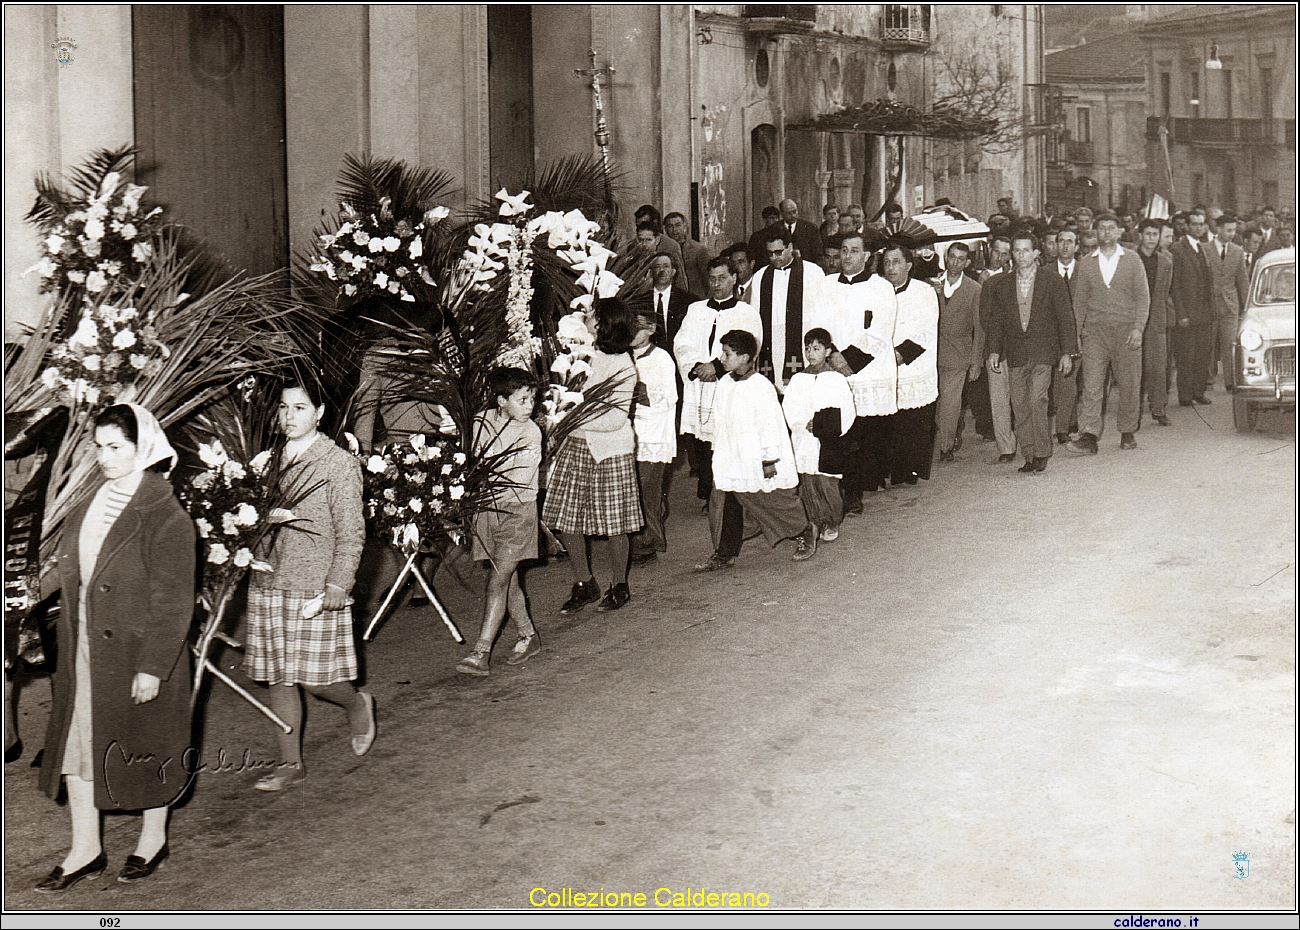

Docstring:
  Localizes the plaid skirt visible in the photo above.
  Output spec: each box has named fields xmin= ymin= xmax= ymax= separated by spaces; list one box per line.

xmin=542 ymin=437 xmax=643 ymax=537
xmin=244 ymin=587 xmax=358 ymax=687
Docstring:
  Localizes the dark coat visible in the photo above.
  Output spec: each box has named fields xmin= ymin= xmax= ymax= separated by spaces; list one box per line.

xmin=636 ymin=285 xmax=697 ymax=353
xmin=41 ymin=470 xmax=197 ymax=811
xmin=1169 ymin=238 xmax=1213 ymax=326
xmin=983 ymin=269 xmax=1078 ymax=369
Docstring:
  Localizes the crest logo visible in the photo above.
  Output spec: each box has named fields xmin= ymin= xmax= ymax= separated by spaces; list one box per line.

xmin=51 ymin=36 xmax=77 ymax=67
xmin=1232 ymin=850 xmax=1250 ymax=880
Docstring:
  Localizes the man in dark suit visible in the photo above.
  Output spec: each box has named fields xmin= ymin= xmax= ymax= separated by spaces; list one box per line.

xmin=934 ymin=242 xmax=983 ymax=463
xmin=985 ymin=232 xmax=1077 ymax=473
xmin=1049 ymin=228 xmax=1082 ymax=442
xmin=1169 ymin=208 xmax=1214 ymax=407
xmin=643 ymin=251 xmax=695 ymax=352
xmin=1204 ymin=213 xmax=1251 ymax=391
xmin=747 ymin=206 xmax=782 ymax=272
xmin=1135 ymin=219 xmax=1174 ymax=425
xmin=778 ymin=198 xmax=824 ymax=264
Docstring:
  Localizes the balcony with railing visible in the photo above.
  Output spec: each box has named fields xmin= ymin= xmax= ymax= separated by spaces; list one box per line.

xmin=881 ymin=5 xmax=931 ymax=48
xmin=1146 ymin=116 xmax=1296 ymax=147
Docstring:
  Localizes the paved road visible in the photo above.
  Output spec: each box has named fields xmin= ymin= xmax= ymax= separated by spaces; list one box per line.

xmin=6 ymin=384 xmax=1295 ymax=911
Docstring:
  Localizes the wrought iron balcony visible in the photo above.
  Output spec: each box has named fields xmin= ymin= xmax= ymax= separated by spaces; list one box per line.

xmin=1146 ymin=116 xmax=1296 ymax=147
xmin=881 ymin=4 xmax=932 ymax=48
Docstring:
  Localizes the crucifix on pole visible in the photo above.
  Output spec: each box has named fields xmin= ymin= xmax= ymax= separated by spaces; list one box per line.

xmin=575 ymin=47 xmax=615 ymax=207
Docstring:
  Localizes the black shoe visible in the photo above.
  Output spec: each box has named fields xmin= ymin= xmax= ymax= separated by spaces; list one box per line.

xmin=996 ymin=453 xmax=1016 ymax=464
xmin=1054 ymin=432 xmax=1070 ymax=445
xmin=1178 ymin=400 xmax=1194 ymax=406
xmin=1194 ymin=395 xmax=1212 ymax=405
xmin=1032 ymin=457 xmax=1048 ymax=473
xmin=118 ymin=845 xmax=169 ymax=884
xmin=35 ymin=852 xmax=107 ymax=894
xmin=843 ymin=496 xmax=863 ymax=516
xmin=5 ymin=739 xmax=21 ymax=764
xmin=596 ymin=583 xmax=631 ymax=611
xmin=1017 ymin=460 xmax=1039 ymax=474
xmin=560 ymin=579 xmax=601 ymax=614
xmin=1066 ymin=433 xmax=1099 ymax=455
xmin=939 ymin=450 xmax=954 ymax=463
xmin=1153 ymin=413 xmax=1171 ymax=426
xmin=1120 ymin=432 xmax=1137 ymax=450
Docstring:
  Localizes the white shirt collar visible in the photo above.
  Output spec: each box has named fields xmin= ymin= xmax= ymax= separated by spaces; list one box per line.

xmin=1057 ymin=259 xmax=1075 ymax=275
xmin=1186 ymin=235 xmax=1200 ymax=252
xmin=943 ymin=274 xmax=963 ymax=298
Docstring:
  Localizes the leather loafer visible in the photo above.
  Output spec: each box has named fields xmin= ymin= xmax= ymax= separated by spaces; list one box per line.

xmin=118 ymin=845 xmax=169 ymax=884
xmin=996 ymin=453 xmax=1016 ymax=464
xmin=35 ymin=851 xmax=107 ymax=893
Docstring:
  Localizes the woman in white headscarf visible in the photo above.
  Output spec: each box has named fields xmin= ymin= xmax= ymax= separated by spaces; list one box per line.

xmin=36 ymin=403 xmax=196 ymax=892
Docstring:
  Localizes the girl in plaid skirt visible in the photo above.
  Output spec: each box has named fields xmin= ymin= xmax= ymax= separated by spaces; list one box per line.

xmin=244 ymin=381 xmax=375 ymax=791
xmin=542 ymin=298 xmax=643 ymax=613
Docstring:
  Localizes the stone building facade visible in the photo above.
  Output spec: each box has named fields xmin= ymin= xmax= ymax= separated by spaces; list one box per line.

xmin=5 ymin=5 xmax=1046 ymax=336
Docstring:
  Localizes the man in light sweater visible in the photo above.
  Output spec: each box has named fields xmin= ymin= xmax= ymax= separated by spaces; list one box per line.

xmin=1066 ymin=214 xmax=1150 ymax=454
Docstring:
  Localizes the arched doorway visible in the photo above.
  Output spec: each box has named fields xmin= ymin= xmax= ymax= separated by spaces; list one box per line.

xmin=751 ymin=124 xmax=778 ymax=231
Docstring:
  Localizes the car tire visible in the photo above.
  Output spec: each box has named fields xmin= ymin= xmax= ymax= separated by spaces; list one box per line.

xmin=1233 ymin=396 xmax=1258 ymax=433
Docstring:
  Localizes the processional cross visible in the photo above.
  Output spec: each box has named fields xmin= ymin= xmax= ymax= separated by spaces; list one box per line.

xmin=575 ymin=48 xmax=615 ymax=199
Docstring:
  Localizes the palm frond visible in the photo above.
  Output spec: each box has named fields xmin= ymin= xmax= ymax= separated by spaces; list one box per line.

xmin=26 ymin=145 xmax=137 ymax=230
xmin=335 ymin=152 xmax=457 ymax=224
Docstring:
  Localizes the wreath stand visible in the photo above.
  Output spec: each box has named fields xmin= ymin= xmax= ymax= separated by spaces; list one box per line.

xmin=363 ymin=547 xmax=463 ymax=643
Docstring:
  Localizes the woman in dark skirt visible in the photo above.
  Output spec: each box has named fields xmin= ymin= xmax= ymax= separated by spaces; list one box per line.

xmin=542 ymin=298 xmax=643 ymax=613
xmin=37 ymin=404 xmax=195 ymax=891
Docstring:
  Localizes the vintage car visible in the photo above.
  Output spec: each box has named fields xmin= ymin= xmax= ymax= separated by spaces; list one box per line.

xmin=1234 ymin=246 xmax=1296 ymax=431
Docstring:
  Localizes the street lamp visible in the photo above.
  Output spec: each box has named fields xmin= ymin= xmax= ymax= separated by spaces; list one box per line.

xmin=1206 ymin=43 xmax=1223 ymax=70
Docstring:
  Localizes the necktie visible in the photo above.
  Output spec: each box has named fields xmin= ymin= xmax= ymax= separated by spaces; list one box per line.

xmin=657 ymin=292 xmax=665 ymax=325
xmin=1219 ymin=243 xmax=1226 ymax=259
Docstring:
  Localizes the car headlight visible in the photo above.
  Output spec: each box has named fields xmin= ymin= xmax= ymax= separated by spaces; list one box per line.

xmin=1240 ymin=326 xmax=1265 ymax=351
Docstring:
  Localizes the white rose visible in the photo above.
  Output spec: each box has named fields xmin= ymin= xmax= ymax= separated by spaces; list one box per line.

xmin=132 ymin=242 xmax=152 ymax=263
xmin=408 ymin=498 xmax=424 ymax=513
xmin=222 ymin=459 xmax=247 ymax=481
xmin=374 ymin=271 xmax=389 ymax=289
xmin=232 ymin=548 xmax=253 ymax=568
xmin=222 ymin=512 xmax=240 ymax=535
xmin=382 ymin=236 xmax=401 ymax=252
xmin=207 ymin=543 xmax=230 ymax=565
xmin=234 ymin=502 xmax=259 ymax=526
xmin=194 ymin=517 xmax=213 ymax=538
xmin=40 ymin=367 xmax=61 ymax=388
xmin=45 ymin=234 xmax=65 ymax=253
xmin=368 ymin=238 xmax=385 ymax=253
xmin=409 ymin=237 xmax=423 ymax=259
xmin=112 ymin=328 xmax=137 ymax=349
xmin=366 ymin=455 xmax=387 ymax=474
xmin=85 ymin=270 xmax=108 ymax=293
xmin=120 ymin=223 xmax=138 ymax=240
xmin=453 ymin=452 xmax=467 ymax=466
xmin=352 ymin=230 xmax=370 ymax=246
xmin=449 ymin=484 xmax=465 ymax=500
xmin=66 ymin=269 xmax=86 ymax=284
xmin=82 ymin=354 xmax=102 ymax=372
xmin=84 ymin=217 xmax=106 ymax=241
xmin=129 ymin=353 xmax=149 ymax=370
